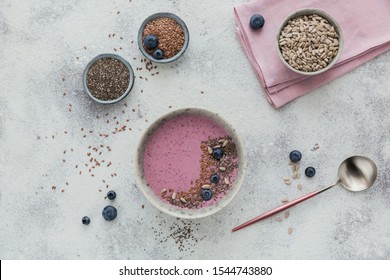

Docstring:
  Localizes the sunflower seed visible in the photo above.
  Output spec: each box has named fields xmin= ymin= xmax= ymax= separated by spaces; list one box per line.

xmin=284 ymin=211 xmax=290 ymax=219
xmin=160 ymin=188 xmax=167 ymax=195
xmin=224 ymin=177 xmax=230 ymax=184
xmin=222 ymin=139 xmax=229 ymax=147
xmin=180 ymin=197 xmax=187 ymax=203
xmin=278 ymin=13 xmax=340 ymax=72
xmin=171 ymin=192 xmax=176 ymax=200
xmin=219 ymin=166 xmax=226 ymax=172
xmin=288 ymin=228 xmax=293 ymax=235
xmin=201 ymin=184 xmax=211 ymax=189
xmin=207 ymin=146 xmax=212 ymax=154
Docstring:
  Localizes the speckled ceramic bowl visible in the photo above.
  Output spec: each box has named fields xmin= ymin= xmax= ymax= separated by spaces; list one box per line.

xmin=276 ymin=8 xmax=344 ymax=75
xmin=135 ymin=108 xmax=247 ymax=219
xmin=83 ymin=53 xmax=135 ymax=104
xmin=137 ymin=12 xmax=189 ymax=63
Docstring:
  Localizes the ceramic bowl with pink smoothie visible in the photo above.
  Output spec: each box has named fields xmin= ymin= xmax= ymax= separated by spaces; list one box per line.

xmin=135 ymin=108 xmax=246 ymax=219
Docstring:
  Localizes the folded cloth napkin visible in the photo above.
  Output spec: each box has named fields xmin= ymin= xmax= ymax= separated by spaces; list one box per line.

xmin=234 ymin=0 xmax=390 ymax=108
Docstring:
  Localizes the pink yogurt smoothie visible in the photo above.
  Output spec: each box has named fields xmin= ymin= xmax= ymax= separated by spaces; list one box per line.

xmin=143 ymin=114 xmax=238 ymax=209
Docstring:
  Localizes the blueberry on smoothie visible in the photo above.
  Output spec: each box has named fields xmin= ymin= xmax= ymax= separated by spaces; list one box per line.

xmin=201 ymin=189 xmax=213 ymax=201
xmin=212 ymin=148 xmax=224 ymax=160
xmin=102 ymin=206 xmax=117 ymax=221
xmin=250 ymin=14 xmax=265 ymax=30
xmin=210 ymin=174 xmax=220 ymax=184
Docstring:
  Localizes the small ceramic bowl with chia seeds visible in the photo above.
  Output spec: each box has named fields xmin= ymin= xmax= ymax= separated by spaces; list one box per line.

xmin=135 ymin=108 xmax=247 ymax=219
xmin=138 ymin=12 xmax=190 ymax=63
xmin=83 ymin=53 xmax=135 ymax=104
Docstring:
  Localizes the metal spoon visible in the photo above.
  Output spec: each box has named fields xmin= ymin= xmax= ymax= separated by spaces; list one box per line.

xmin=232 ymin=155 xmax=377 ymax=232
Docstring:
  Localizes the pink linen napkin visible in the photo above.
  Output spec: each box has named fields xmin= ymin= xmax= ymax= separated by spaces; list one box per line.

xmin=234 ymin=0 xmax=390 ymax=108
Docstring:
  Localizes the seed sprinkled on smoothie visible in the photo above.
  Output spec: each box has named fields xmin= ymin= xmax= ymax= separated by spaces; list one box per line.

xmin=166 ymin=135 xmax=238 ymax=209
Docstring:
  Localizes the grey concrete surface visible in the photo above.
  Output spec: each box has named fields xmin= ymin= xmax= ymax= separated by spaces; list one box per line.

xmin=0 ymin=0 xmax=389 ymax=260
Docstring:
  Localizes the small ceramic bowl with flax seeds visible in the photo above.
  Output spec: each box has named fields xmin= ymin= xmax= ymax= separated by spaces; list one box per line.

xmin=138 ymin=13 xmax=189 ymax=63
xmin=277 ymin=8 xmax=344 ymax=75
xmin=83 ymin=54 xmax=135 ymax=104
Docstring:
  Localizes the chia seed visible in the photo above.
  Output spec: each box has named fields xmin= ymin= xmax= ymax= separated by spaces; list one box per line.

xmin=86 ymin=58 xmax=130 ymax=101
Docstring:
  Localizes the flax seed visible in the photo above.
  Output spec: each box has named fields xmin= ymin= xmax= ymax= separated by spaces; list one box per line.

xmin=142 ymin=17 xmax=185 ymax=59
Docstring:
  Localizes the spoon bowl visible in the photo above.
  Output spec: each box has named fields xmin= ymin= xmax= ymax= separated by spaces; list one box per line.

xmin=337 ymin=156 xmax=377 ymax=192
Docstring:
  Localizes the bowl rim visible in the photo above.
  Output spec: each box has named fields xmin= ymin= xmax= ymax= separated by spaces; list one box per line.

xmin=82 ymin=53 xmax=135 ymax=105
xmin=137 ymin=12 xmax=190 ymax=64
xmin=276 ymin=8 xmax=344 ymax=76
xmin=134 ymin=108 xmax=247 ymax=219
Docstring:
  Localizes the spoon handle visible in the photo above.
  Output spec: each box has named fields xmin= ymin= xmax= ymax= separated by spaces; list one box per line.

xmin=232 ymin=184 xmax=336 ymax=232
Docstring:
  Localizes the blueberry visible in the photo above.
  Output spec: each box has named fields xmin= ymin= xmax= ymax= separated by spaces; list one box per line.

xmin=250 ymin=14 xmax=265 ymax=30
xmin=210 ymin=174 xmax=220 ymax=184
xmin=305 ymin=167 xmax=316 ymax=178
xmin=82 ymin=216 xmax=90 ymax=225
xmin=212 ymin=148 xmax=224 ymax=160
xmin=102 ymin=205 xmax=117 ymax=221
xmin=107 ymin=190 xmax=116 ymax=200
xmin=143 ymin=34 xmax=158 ymax=49
xmin=201 ymin=189 xmax=213 ymax=201
xmin=152 ymin=49 xmax=164 ymax=60
xmin=289 ymin=150 xmax=302 ymax=163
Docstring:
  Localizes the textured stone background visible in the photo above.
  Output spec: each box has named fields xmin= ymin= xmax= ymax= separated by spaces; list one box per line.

xmin=0 ymin=0 xmax=389 ymax=259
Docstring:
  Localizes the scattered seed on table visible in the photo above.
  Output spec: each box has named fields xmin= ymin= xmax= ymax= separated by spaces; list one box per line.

xmin=284 ymin=177 xmax=291 ymax=185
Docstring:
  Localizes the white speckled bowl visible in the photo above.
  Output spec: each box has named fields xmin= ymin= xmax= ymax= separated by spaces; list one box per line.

xmin=277 ymin=8 xmax=344 ymax=75
xmin=135 ymin=108 xmax=247 ymax=219
xmin=137 ymin=12 xmax=189 ymax=63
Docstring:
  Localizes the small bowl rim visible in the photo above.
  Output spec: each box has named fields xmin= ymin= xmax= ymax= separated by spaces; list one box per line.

xmin=276 ymin=8 xmax=344 ymax=76
xmin=137 ymin=12 xmax=190 ymax=64
xmin=134 ymin=108 xmax=247 ymax=219
xmin=82 ymin=53 xmax=135 ymax=105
